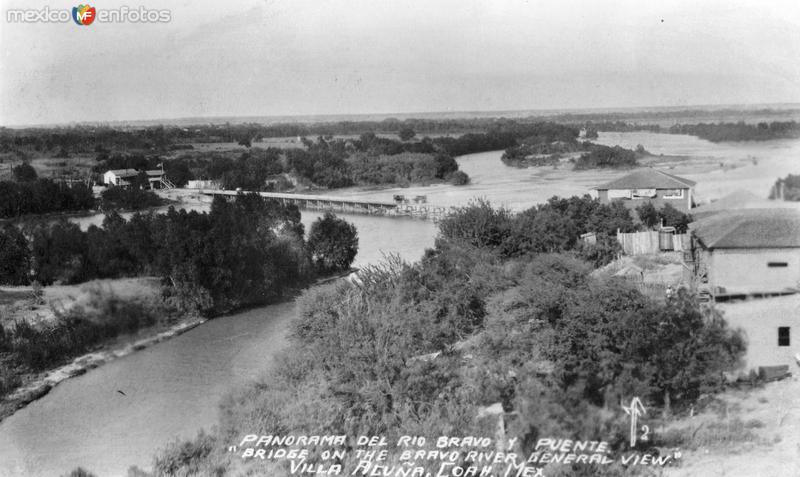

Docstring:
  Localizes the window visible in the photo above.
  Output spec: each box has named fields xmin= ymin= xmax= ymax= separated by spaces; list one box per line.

xmin=768 ymin=262 xmax=788 ymax=268
xmin=778 ymin=327 xmax=790 ymax=347
xmin=662 ymin=188 xmax=684 ymax=199
xmin=607 ymin=189 xmax=631 ymax=200
xmin=632 ymin=188 xmax=657 ymax=199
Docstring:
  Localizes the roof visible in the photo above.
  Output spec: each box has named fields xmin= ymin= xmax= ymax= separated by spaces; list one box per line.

xmin=692 ymin=190 xmax=800 ymax=220
xmin=594 ymin=168 xmax=696 ymax=190
xmin=691 ymin=208 xmax=800 ymax=249
xmin=145 ymin=170 xmax=163 ymax=176
xmin=106 ymin=169 xmax=139 ymax=177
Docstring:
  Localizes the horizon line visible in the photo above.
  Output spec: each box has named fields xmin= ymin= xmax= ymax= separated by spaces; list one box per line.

xmin=4 ymin=101 xmax=800 ymax=130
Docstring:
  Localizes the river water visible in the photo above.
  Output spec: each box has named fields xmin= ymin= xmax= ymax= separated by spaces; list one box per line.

xmin=1 ymin=132 xmax=799 ymax=476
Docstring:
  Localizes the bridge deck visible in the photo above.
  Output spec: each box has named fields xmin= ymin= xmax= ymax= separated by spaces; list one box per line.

xmin=194 ymin=189 xmax=397 ymax=208
xmin=188 ymin=188 xmax=453 ymax=221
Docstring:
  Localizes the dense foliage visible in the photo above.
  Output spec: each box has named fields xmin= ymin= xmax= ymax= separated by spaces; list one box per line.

xmin=0 ymin=179 xmax=94 ymax=218
xmin=438 ymin=196 xmax=633 ymax=265
xmin=669 ymin=121 xmax=800 ymax=142
xmin=499 ymin=124 xmax=581 ymax=167
xmin=157 ymin=210 xmax=744 ymax=475
xmin=0 ymin=225 xmax=30 ymax=285
xmin=3 ymin=195 xmax=358 ymax=316
xmin=1 ymin=292 xmax=159 ymax=372
xmin=573 ymin=144 xmax=639 ymax=169
xmin=635 ymin=202 xmax=693 ymax=232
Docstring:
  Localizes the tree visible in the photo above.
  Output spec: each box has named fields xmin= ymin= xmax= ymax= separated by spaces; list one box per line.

xmin=433 ymin=154 xmax=458 ymax=179
xmin=439 ymin=199 xmax=513 ymax=251
xmin=398 ymin=127 xmax=416 ymax=141
xmin=0 ymin=225 xmax=31 ymax=285
xmin=658 ymin=203 xmax=692 ymax=233
xmin=307 ymin=212 xmax=359 ymax=273
xmin=620 ymin=289 xmax=745 ymax=409
xmin=12 ymin=163 xmax=37 ymax=182
xmin=636 ymin=202 xmax=660 ymax=229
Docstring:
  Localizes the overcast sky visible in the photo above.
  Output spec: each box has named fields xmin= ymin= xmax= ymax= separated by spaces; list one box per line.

xmin=1 ymin=0 xmax=799 ymax=126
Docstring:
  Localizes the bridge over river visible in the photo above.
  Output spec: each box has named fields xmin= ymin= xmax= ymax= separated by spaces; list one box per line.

xmin=191 ymin=189 xmax=455 ymax=221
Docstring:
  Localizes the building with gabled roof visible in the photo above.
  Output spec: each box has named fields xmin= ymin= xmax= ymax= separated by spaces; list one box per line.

xmin=687 ymin=207 xmax=800 ymax=372
xmin=102 ymin=168 xmax=172 ymax=189
xmin=103 ymin=169 xmax=139 ymax=187
xmin=594 ymin=168 xmax=696 ymax=213
xmin=689 ymin=208 xmax=800 ymax=297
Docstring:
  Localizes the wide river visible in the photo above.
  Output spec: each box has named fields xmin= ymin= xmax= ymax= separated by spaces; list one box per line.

xmin=1 ymin=132 xmax=799 ymax=476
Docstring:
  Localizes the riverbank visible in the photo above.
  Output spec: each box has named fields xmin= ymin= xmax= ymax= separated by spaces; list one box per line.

xmin=0 ymin=314 xmax=206 ymax=424
xmin=0 ymin=268 xmax=356 ymax=426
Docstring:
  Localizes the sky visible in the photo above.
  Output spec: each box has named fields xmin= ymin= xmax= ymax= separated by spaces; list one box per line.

xmin=1 ymin=0 xmax=799 ymax=126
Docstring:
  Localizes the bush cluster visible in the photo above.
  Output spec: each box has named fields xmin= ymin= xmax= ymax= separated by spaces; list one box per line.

xmin=2 ymin=293 xmax=158 ymax=371
xmin=438 ymin=196 xmax=634 ymax=265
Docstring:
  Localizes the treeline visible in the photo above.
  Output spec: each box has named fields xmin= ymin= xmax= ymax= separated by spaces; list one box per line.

xmin=0 ymin=176 xmax=164 ymax=219
xmin=585 ymin=120 xmax=662 ymax=132
xmin=4 ymin=111 xmax=799 ymax=157
xmin=0 ymin=118 xmax=573 ymax=155
xmin=0 ymin=195 xmax=358 ymax=316
xmin=0 ymin=179 xmax=94 ymax=218
xmin=669 ymin=121 xmax=800 ymax=142
xmin=151 ymin=200 xmax=744 ymax=476
xmin=0 ymin=126 xmax=175 ymax=154
xmin=154 ymin=136 xmax=468 ymax=190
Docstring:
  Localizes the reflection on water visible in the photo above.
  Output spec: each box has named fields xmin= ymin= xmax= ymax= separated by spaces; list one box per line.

xmin=1 ymin=132 xmax=799 ymax=476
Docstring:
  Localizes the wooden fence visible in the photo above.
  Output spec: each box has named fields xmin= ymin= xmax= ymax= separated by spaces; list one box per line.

xmin=616 ymin=231 xmax=690 ymax=255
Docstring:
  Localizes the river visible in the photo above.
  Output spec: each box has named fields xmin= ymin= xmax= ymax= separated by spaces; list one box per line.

xmin=1 ymin=132 xmax=799 ymax=476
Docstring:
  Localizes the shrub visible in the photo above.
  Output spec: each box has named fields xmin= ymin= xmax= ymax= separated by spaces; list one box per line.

xmin=7 ymin=291 xmax=160 ymax=371
xmin=152 ymin=431 xmax=225 ymax=477
xmin=449 ymin=170 xmax=470 ymax=185
xmin=438 ymin=199 xmax=513 ymax=251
